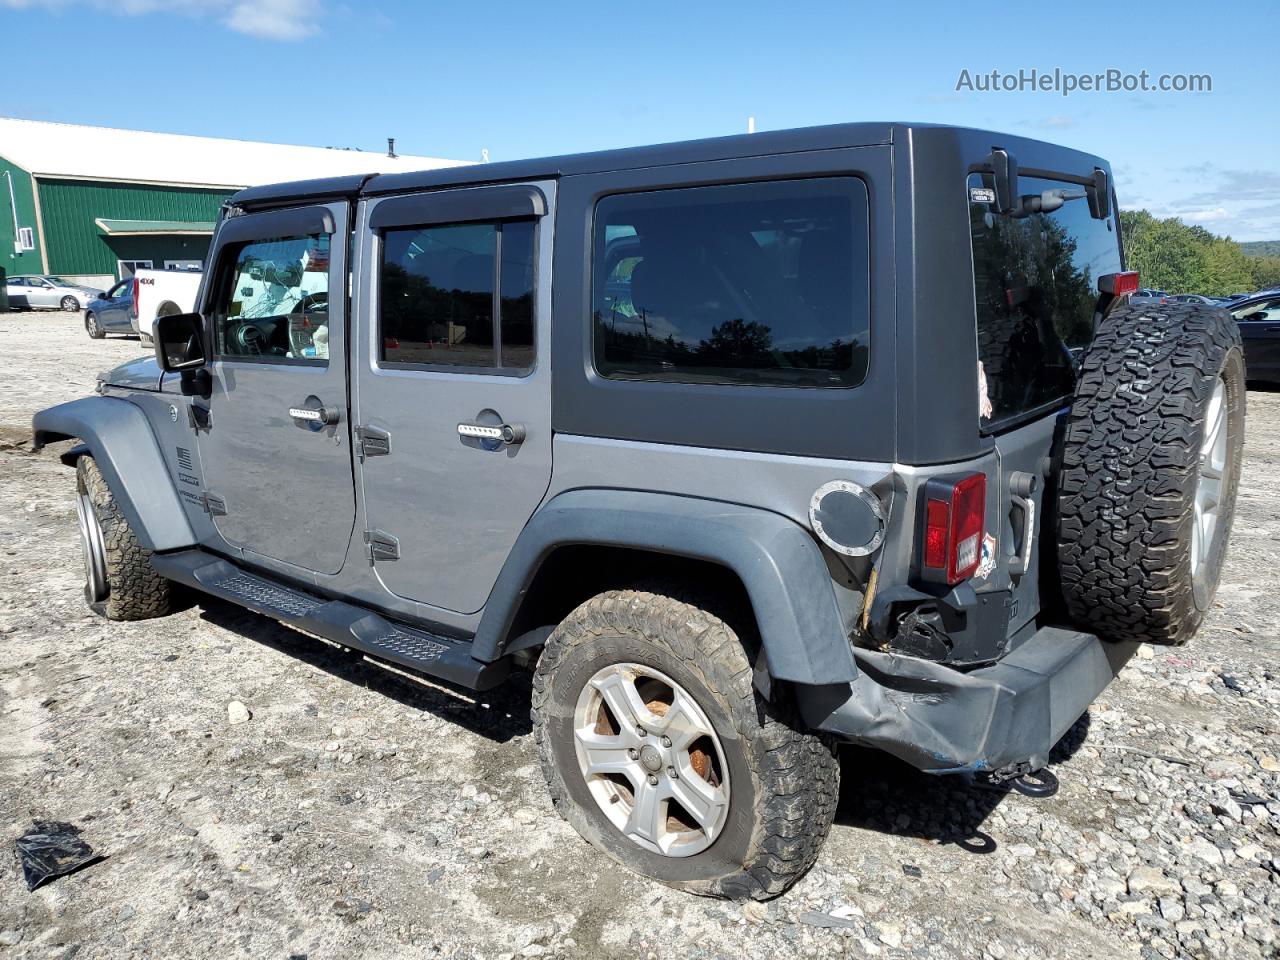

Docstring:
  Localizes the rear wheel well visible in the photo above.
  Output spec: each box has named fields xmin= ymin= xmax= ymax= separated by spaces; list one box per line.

xmin=507 ymin=545 xmax=760 ymax=656
xmin=157 ymin=301 xmax=182 ymax=317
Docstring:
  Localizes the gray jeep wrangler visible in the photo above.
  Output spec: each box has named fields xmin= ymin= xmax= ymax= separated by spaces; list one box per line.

xmin=34 ymin=122 xmax=1245 ymax=900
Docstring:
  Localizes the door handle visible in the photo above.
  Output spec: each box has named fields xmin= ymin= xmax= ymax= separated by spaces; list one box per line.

xmin=457 ymin=421 xmax=526 ymax=445
xmin=289 ymin=403 xmax=340 ymax=425
xmin=1007 ymin=471 xmax=1038 ymax=577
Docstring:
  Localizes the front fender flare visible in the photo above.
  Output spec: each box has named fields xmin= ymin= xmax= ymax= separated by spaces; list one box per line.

xmin=473 ymin=489 xmax=858 ymax=686
xmin=33 ymin=396 xmax=196 ymax=553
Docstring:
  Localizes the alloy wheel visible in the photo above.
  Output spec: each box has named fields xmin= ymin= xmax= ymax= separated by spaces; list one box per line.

xmin=75 ymin=478 xmax=108 ymax=604
xmin=1191 ymin=376 xmax=1229 ymax=590
xmin=573 ymin=662 xmax=730 ymax=857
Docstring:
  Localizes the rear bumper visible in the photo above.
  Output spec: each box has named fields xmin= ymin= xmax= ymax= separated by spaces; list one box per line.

xmin=801 ymin=627 xmax=1138 ymax=774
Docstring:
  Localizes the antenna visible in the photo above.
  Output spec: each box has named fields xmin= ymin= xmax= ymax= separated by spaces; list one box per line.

xmin=747 ymin=116 xmax=756 ymax=134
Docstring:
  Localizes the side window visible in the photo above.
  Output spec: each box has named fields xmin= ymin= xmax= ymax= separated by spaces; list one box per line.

xmin=592 ymin=178 xmax=870 ymax=388
xmin=379 ymin=219 xmax=536 ymax=373
xmin=213 ymin=234 xmax=330 ymax=364
xmin=1233 ymin=299 xmax=1280 ymax=322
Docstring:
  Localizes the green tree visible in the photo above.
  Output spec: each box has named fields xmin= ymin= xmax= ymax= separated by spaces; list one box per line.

xmin=1119 ymin=210 xmax=1275 ymax=296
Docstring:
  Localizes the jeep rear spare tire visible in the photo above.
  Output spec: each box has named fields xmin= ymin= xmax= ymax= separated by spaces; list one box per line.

xmin=531 ymin=589 xmax=839 ymax=899
xmin=1057 ymin=301 xmax=1245 ymax=645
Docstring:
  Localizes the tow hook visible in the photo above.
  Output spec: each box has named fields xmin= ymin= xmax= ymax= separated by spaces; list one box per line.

xmin=976 ymin=762 xmax=1060 ymax=798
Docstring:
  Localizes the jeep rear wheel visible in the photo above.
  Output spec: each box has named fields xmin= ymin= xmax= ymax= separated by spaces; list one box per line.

xmin=75 ymin=456 xmax=172 ymax=620
xmin=531 ymin=589 xmax=838 ymax=899
xmin=1057 ymin=302 xmax=1245 ymax=645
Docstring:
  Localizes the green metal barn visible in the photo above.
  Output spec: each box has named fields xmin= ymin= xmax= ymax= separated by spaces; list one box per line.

xmin=0 ymin=117 xmax=465 ymax=288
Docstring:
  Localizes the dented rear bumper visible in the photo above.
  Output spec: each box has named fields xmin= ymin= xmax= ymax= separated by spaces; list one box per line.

xmin=802 ymin=626 xmax=1138 ymax=774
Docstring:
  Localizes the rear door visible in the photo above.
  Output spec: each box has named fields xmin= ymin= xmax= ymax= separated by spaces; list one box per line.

xmin=7 ymin=278 xmax=29 ymax=308
xmin=352 ymin=181 xmax=554 ymax=614
xmin=194 ymin=202 xmax=356 ymax=574
xmin=967 ymin=171 xmax=1124 ymax=640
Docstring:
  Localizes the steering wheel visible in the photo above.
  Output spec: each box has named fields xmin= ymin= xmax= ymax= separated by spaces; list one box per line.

xmin=235 ymin=323 xmax=266 ymax=355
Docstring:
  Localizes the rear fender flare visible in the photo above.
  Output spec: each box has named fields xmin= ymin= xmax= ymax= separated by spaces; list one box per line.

xmin=472 ymin=489 xmax=858 ymax=686
xmin=32 ymin=396 xmax=195 ymax=553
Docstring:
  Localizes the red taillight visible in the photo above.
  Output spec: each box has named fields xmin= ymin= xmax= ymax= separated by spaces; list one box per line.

xmin=924 ymin=499 xmax=949 ymax=569
xmin=922 ymin=473 xmax=987 ymax=584
xmin=129 ymin=277 xmax=139 ymax=319
xmin=1099 ymin=271 xmax=1140 ymax=297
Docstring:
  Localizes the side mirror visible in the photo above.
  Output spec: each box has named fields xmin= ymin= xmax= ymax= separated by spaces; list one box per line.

xmin=155 ymin=312 xmax=207 ymax=372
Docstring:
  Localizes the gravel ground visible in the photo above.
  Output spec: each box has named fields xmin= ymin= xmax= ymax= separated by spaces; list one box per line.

xmin=1 ymin=311 xmax=1278 ymax=959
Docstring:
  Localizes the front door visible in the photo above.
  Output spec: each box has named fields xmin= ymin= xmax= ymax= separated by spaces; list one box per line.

xmin=195 ymin=202 xmax=356 ymax=574
xmin=29 ymin=277 xmax=57 ymax=307
xmin=353 ymin=181 xmax=555 ymax=614
xmin=100 ymin=278 xmax=132 ymax=329
xmin=1234 ymin=296 xmax=1280 ymax=380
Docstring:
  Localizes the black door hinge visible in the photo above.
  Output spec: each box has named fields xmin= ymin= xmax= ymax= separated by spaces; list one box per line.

xmin=203 ymin=493 xmax=227 ymax=516
xmin=355 ymin=425 xmax=391 ymax=461
xmin=363 ymin=529 xmax=399 ymax=561
xmin=187 ymin=403 xmax=211 ymax=431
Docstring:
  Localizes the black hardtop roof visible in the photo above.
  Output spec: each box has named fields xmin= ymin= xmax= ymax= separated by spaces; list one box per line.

xmin=229 ymin=121 xmax=1110 ymax=210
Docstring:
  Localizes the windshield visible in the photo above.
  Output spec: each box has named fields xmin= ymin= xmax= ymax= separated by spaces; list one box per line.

xmin=969 ymin=172 xmax=1122 ymax=430
xmin=46 ymin=277 xmax=74 ymax=286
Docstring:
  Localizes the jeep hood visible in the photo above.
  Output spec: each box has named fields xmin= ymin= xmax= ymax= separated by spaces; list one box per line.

xmin=102 ymin=354 xmax=165 ymax=392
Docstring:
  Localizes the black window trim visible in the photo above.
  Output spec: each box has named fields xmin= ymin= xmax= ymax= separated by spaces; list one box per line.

xmin=374 ymin=215 xmax=540 ymax=378
xmin=588 ymin=174 xmax=873 ymax=391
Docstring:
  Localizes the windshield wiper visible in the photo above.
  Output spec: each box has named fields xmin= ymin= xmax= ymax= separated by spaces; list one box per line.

xmin=1011 ymin=188 xmax=1088 ymax=218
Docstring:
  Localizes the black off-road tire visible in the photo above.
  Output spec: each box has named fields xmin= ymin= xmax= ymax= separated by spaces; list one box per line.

xmin=76 ymin=456 xmax=172 ymax=621
xmin=531 ymin=589 xmax=839 ymax=899
xmin=1057 ymin=301 xmax=1245 ymax=645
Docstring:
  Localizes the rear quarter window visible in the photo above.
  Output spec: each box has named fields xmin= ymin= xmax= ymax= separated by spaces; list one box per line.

xmin=969 ymin=172 xmax=1123 ymax=430
xmin=592 ymin=177 xmax=870 ymax=389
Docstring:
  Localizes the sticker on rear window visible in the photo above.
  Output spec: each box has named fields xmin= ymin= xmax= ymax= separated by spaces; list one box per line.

xmin=969 ymin=187 xmax=997 ymax=204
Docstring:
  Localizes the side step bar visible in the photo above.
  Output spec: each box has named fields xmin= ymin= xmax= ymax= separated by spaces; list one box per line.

xmin=151 ymin=549 xmax=509 ymax=691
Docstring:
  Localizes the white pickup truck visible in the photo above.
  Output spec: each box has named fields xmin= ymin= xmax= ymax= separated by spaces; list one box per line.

xmin=133 ymin=268 xmax=202 ymax=342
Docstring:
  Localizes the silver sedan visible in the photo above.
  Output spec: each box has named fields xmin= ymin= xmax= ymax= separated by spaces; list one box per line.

xmin=6 ymin=274 xmax=105 ymax=311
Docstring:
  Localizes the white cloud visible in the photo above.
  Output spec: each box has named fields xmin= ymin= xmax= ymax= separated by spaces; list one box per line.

xmin=1180 ymin=207 xmax=1230 ymax=223
xmin=0 ymin=0 xmax=323 ymax=40
xmin=225 ymin=0 xmax=318 ymax=40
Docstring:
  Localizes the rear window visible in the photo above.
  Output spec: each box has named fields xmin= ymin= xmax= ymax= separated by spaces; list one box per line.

xmin=593 ymin=177 xmax=870 ymax=389
xmin=969 ymin=172 xmax=1122 ymax=430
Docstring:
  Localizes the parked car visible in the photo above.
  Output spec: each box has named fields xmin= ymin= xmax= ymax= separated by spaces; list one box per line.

xmin=1228 ymin=293 xmax=1280 ymax=381
xmin=132 ymin=268 xmax=203 ymax=343
xmin=1131 ymin=287 xmax=1169 ymax=303
xmin=86 ymin=270 xmax=205 ymax=342
xmin=84 ymin=279 xmax=137 ymax=338
xmin=6 ymin=274 xmax=104 ymax=311
xmin=1169 ymin=293 xmax=1218 ymax=305
xmin=33 ymin=124 xmax=1244 ymax=900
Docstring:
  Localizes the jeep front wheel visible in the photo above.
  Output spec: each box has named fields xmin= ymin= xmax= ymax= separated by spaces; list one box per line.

xmin=75 ymin=456 xmax=172 ymax=620
xmin=531 ymin=589 xmax=838 ymax=899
